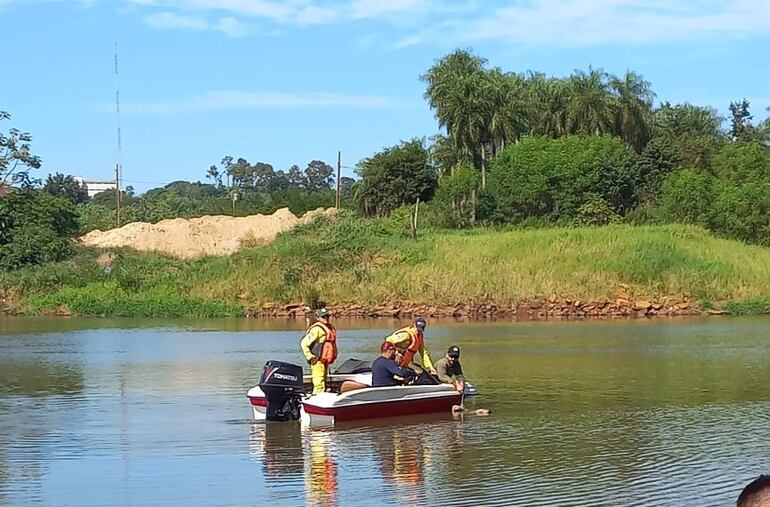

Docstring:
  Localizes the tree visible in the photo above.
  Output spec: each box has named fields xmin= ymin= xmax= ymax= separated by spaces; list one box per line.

xmin=304 ymin=160 xmax=334 ymax=191
xmin=1 ymin=111 xmax=42 ymax=187
xmin=206 ymin=165 xmax=223 ymax=187
xmin=566 ymin=67 xmax=614 ymax=136
xmin=525 ymin=73 xmax=569 ymax=138
xmin=0 ymin=190 xmax=79 ymax=270
xmin=287 ymin=165 xmax=306 ymax=188
xmin=710 ymin=181 xmax=770 ymax=246
xmin=488 ymin=135 xmax=636 ymax=223
xmin=339 ymin=177 xmax=356 ymax=201
xmin=43 ymin=172 xmax=89 ymax=204
xmin=266 ymin=170 xmax=290 ymax=193
xmin=220 ymin=156 xmax=234 ymax=187
xmin=610 ymin=71 xmax=654 ymax=153
xmin=435 ymin=165 xmax=480 ymax=227
xmin=252 ymin=162 xmax=275 ymax=192
xmin=429 ymin=134 xmax=472 ymax=179
xmin=657 ymin=169 xmax=716 ymax=226
xmin=91 ymin=188 xmax=136 ymax=209
xmin=422 ymin=50 xmax=492 ymax=187
xmin=652 ymin=102 xmax=726 ymax=170
xmin=228 ymin=157 xmax=254 ymax=188
xmin=633 ymin=137 xmax=682 ymax=206
xmin=710 ymin=142 xmax=770 ymax=185
xmin=488 ymin=70 xmax=530 ymax=154
xmin=728 ymin=98 xmax=755 ymax=142
xmin=355 ymin=139 xmax=437 ymax=217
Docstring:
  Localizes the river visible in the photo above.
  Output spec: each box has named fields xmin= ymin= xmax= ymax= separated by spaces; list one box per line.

xmin=1 ymin=317 xmax=768 ymax=506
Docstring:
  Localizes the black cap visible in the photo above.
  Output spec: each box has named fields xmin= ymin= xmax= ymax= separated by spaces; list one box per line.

xmin=415 ymin=317 xmax=426 ymax=330
xmin=447 ymin=345 xmax=460 ymax=358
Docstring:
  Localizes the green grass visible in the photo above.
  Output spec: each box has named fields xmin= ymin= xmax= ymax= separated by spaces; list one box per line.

xmin=2 ymin=212 xmax=769 ymax=317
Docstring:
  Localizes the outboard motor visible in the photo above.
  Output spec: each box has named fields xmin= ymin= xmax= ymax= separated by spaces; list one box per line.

xmin=259 ymin=360 xmax=304 ymax=421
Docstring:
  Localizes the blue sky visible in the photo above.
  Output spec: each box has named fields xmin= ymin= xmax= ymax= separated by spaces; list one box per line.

xmin=1 ymin=0 xmax=769 ymax=193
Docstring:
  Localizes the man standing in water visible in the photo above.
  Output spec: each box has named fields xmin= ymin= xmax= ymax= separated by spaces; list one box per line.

xmin=300 ymin=308 xmax=337 ymax=395
xmin=384 ymin=317 xmax=436 ymax=375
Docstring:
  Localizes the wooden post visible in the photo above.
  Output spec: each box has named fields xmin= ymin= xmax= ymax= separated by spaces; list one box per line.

xmin=411 ymin=197 xmax=420 ymax=240
xmin=115 ymin=163 xmax=121 ymax=227
xmin=336 ymin=151 xmax=341 ymax=209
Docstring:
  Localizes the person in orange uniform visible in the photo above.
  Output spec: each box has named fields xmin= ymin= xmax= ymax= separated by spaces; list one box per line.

xmin=300 ymin=308 xmax=337 ymax=395
xmin=384 ymin=317 xmax=436 ymax=375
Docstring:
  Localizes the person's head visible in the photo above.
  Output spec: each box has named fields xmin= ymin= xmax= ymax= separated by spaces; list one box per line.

xmin=380 ymin=341 xmax=396 ymax=359
xmin=316 ymin=308 xmax=330 ymax=322
xmin=414 ymin=317 xmax=426 ymax=333
xmin=446 ymin=345 xmax=460 ymax=363
xmin=738 ymin=475 xmax=770 ymax=507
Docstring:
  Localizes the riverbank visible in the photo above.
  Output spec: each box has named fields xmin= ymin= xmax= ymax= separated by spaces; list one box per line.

xmin=1 ymin=213 xmax=769 ymax=318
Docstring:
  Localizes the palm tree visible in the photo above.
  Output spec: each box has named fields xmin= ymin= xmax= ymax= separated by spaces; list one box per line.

xmin=566 ymin=67 xmax=614 ymax=135
xmin=430 ymin=134 xmax=472 ymax=179
xmin=488 ymin=70 xmax=530 ymax=154
xmin=611 ymin=70 xmax=654 ymax=152
xmin=525 ymin=74 xmax=569 ymax=137
xmin=422 ymin=50 xmax=491 ymax=187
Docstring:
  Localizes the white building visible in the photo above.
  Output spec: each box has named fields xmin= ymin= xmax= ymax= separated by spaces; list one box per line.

xmin=74 ymin=177 xmax=117 ymax=198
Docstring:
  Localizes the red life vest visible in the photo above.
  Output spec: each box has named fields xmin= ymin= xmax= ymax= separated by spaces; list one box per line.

xmin=309 ymin=321 xmax=338 ymax=365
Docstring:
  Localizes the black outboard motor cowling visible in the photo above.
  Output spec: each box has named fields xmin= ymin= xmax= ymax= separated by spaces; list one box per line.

xmin=259 ymin=361 xmax=304 ymax=421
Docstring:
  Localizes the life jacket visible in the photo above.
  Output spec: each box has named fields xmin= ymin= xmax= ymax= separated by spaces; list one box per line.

xmin=309 ymin=321 xmax=337 ymax=365
xmin=395 ymin=326 xmax=422 ymax=366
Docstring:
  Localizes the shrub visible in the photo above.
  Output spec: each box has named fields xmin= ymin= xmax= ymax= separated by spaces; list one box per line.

xmin=488 ymin=135 xmax=637 ymax=223
xmin=0 ymin=190 xmax=79 ymax=270
xmin=657 ymin=169 xmax=715 ymax=226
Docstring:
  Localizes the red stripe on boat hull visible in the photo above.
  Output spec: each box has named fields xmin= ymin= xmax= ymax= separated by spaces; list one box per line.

xmin=302 ymin=394 xmax=461 ymax=422
xmin=249 ymin=396 xmax=268 ymax=407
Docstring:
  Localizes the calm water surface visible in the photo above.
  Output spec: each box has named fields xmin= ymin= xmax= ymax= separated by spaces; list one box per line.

xmin=1 ymin=317 xmax=769 ymax=506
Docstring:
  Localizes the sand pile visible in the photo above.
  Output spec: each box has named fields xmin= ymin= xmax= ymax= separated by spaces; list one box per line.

xmin=80 ymin=207 xmax=334 ymax=259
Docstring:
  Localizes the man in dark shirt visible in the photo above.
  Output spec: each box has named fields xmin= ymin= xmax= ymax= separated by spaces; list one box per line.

xmin=434 ymin=345 xmax=465 ymax=392
xmin=372 ymin=342 xmax=416 ymax=387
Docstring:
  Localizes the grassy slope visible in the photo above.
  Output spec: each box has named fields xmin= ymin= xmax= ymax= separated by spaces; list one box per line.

xmin=2 ymin=214 xmax=769 ymax=317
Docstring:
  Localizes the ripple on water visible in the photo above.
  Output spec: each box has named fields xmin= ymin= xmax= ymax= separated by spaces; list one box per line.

xmin=2 ymin=321 xmax=770 ymax=506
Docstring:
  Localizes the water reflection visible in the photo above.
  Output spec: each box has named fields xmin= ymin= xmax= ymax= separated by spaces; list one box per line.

xmin=3 ymin=318 xmax=770 ymax=506
xmin=0 ymin=359 xmax=85 ymax=505
xmin=305 ymin=428 xmax=338 ymax=507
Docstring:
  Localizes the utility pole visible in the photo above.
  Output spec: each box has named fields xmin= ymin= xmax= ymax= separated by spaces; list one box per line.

xmin=114 ymin=41 xmax=123 ymax=228
xmin=336 ymin=151 xmax=341 ymax=209
xmin=115 ymin=163 xmax=121 ymax=226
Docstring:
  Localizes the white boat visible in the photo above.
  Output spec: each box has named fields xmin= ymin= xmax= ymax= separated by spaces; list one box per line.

xmin=246 ymin=358 xmax=475 ymax=426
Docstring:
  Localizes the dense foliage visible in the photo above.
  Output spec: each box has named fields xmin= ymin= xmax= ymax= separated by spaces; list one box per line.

xmin=417 ymin=49 xmax=770 ymax=245
xmin=488 ymin=136 xmax=636 ymax=223
xmin=354 ymin=139 xmax=437 ymax=217
xmin=0 ymin=190 xmax=79 ymax=270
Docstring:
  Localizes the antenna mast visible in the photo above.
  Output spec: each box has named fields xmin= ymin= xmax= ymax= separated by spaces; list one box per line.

xmin=114 ymin=42 xmax=122 ymax=227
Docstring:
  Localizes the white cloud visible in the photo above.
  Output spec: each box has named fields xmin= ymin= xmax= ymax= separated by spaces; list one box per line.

xmin=351 ymin=0 xmax=426 ymax=19
xmin=117 ymin=90 xmax=403 ymax=115
xmin=144 ymin=11 xmax=208 ymax=30
xmin=295 ymin=4 xmax=338 ymax=25
xmin=9 ymin=0 xmax=770 ymax=48
xmin=213 ymin=15 xmax=251 ymax=36
xmin=144 ymin=11 xmax=251 ymax=36
xmin=391 ymin=33 xmax=424 ymax=49
xmin=462 ymin=0 xmax=770 ymax=47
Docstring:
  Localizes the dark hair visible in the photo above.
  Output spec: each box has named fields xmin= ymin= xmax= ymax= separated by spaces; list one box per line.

xmin=737 ymin=475 xmax=770 ymax=507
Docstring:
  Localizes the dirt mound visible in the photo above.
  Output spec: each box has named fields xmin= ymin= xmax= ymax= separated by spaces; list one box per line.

xmin=80 ymin=207 xmax=334 ymax=259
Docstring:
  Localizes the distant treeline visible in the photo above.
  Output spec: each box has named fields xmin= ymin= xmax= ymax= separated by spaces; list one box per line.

xmin=1 ymin=49 xmax=769 ymax=273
